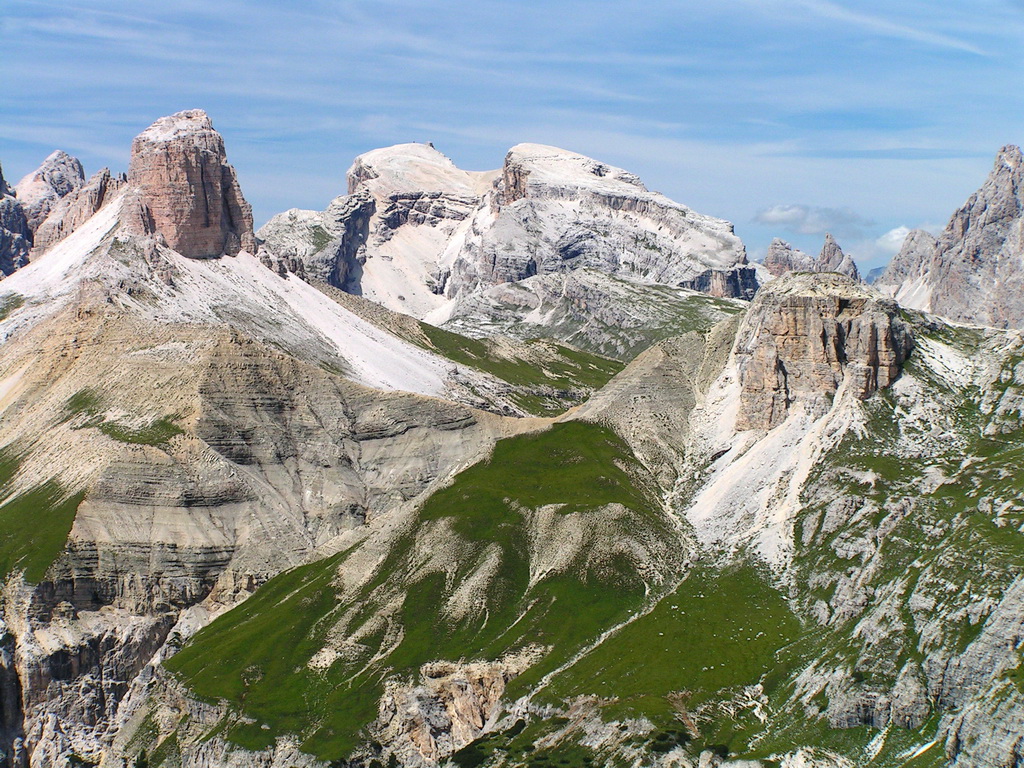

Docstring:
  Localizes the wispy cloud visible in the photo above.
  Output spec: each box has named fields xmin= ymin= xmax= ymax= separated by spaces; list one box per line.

xmin=754 ymin=204 xmax=874 ymax=239
xmin=2 ymin=0 xmax=1018 ymax=242
xmin=787 ymin=0 xmax=987 ymax=55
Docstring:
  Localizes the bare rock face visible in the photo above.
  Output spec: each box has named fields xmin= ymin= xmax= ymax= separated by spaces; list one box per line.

xmin=0 ymin=163 xmax=32 ymax=276
xmin=818 ymin=233 xmax=860 ymax=281
xmin=14 ymin=150 xmax=86 ymax=234
xmin=258 ymin=188 xmax=375 ymax=290
xmin=762 ymin=238 xmax=817 ymax=277
xmin=878 ymin=145 xmax=1024 ymax=328
xmin=443 ymin=143 xmax=756 ymax=300
xmin=873 ymin=229 xmax=937 ymax=298
xmin=373 ymin=653 xmax=537 ymax=767
xmin=762 ymin=234 xmax=860 ymax=281
xmin=734 ymin=272 xmax=912 ymax=430
xmin=33 ymin=168 xmax=125 ymax=250
xmin=126 ymin=110 xmax=256 ymax=258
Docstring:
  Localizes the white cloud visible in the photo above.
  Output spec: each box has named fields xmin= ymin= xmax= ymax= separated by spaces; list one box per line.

xmin=786 ymin=0 xmax=987 ymax=56
xmin=753 ymin=204 xmax=873 ymax=239
xmin=874 ymin=225 xmax=911 ymax=255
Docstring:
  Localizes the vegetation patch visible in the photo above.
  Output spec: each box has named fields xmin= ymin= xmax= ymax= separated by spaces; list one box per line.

xmin=419 ymin=323 xmax=623 ymax=415
xmin=0 ymin=293 xmax=24 ymax=322
xmin=64 ymin=388 xmax=104 ymax=421
xmin=543 ymin=563 xmax=801 ymax=727
xmin=0 ymin=447 xmax=85 ymax=583
xmin=98 ymin=416 xmax=184 ymax=446
xmin=168 ymin=421 xmax=670 ymax=762
xmin=64 ymin=391 xmax=184 ymax=446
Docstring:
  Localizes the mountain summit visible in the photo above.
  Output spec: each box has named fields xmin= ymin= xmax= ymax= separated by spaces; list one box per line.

xmin=125 ymin=109 xmax=256 ymax=258
xmin=878 ymin=144 xmax=1024 ymax=327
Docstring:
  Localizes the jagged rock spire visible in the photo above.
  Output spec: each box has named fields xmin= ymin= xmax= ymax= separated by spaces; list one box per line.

xmin=878 ymin=144 xmax=1024 ymax=328
xmin=818 ymin=233 xmax=860 ymax=281
xmin=761 ymin=234 xmax=861 ymax=281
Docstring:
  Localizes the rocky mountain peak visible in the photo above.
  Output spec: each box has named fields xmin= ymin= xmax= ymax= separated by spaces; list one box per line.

xmin=877 ymin=144 xmax=1024 ymax=327
xmin=996 ymin=143 xmax=1023 ymax=169
xmin=761 ymin=233 xmax=860 ymax=281
xmin=14 ymin=149 xmax=86 ymax=233
xmin=126 ymin=109 xmax=255 ymax=258
xmin=734 ymin=272 xmax=912 ymax=430
xmin=762 ymin=238 xmax=816 ymax=277
xmin=818 ymin=232 xmax=860 ymax=280
xmin=874 ymin=228 xmax=937 ymax=296
xmin=498 ymin=142 xmax=646 ymax=205
xmin=346 ymin=142 xmax=490 ymax=198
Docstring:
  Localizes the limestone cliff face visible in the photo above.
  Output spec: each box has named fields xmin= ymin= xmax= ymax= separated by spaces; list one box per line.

xmin=262 ymin=142 xmax=758 ymax=324
xmin=0 ymin=164 xmax=32 ymax=277
xmin=734 ymin=273 xmax=912 ymax=430
xmin=258 ymin=189 xmax=375 ymax=288
xmin=762 ymin=234 xmax=860 ymax=281
xmin=873 ymin=229 xmax=937 ymax=298
xmin=126 ymin=110 xmax=256 ymax=258
xmin=879 ymin=145 xmax=1024 ymax=328
xmin=33 ymin=168 xmax=125 ymax=251
xmin=443 ymin=143 xmax=756 ymax=301
xmin=14 ymin=151 xmax=85 ymax=235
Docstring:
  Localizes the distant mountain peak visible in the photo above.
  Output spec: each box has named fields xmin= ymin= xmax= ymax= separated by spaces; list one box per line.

xmin=878 ymin=143 xmax=1024 ymax=328
xmin=125 ymin=110 xmax=256 ymax=258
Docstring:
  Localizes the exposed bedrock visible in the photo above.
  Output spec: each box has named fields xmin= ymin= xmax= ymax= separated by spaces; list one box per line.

xmin=734 ymin=272 xmax=912 ymax=430
xmin=126 ymin=110 xmax=256 ymax=258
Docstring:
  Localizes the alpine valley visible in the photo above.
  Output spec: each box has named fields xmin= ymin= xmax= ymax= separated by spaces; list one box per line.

xmin=0 ymin=110 xmax=1022 ymax=768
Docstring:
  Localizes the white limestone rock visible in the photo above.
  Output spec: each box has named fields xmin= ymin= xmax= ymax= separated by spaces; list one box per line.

xmin=14 ymin=150 xmax=85 ymax=233
xmin=878 ymin=145 xmax=1024 ymax=328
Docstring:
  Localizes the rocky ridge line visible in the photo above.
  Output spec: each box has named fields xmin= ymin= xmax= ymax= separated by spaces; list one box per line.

xmin=762 ymin=233 xmax=861 ymax=281
xmin=878 ymin=144 xmax=1024 ymax=328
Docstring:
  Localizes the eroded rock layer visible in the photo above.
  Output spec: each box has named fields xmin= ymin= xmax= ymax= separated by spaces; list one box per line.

xmin=735 ymin=272 xmax=912 ymax=430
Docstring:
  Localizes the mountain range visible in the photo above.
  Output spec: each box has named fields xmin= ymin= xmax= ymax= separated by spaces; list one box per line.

xmin=0 ymin=110 xmax=1021 ymax=768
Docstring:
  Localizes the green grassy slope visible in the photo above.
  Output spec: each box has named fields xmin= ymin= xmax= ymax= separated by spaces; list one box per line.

xmin=0 ymin=447 xmax=85 ymax=583
xmin=167 ymin=421 xmax=678 ymax=761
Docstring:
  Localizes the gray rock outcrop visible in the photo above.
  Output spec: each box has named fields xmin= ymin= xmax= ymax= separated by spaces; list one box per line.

xmin=762 ymin=234 xmax=860 ymax=281
xmin=0 ymin=164 xmax=32 ymax=276
xmin=373 ymin=655 xmax=536 ymax=767
xmin=762 ymin=239 xmax=817 ymax=277
xmin=873 ymin=229 xmax=937 ymax=296
xmin=33 ymin=168 xmax=125 ymax=251
xmin=14 ymin=150 xmax=85 ymax=234
xmin=442 ymin=143 xmax=756 ymax=300
xmin=878 ymin=145 xmax=1024 ymax=328
xmin=261 ymin=142 xmax=758 ymax=326
xmin=734 ymin=272 xmax=912 ymax=430
xmin=126 ymin=110 xmax=256 ymax=258
xmin=818 ymin=234 xmax=860 ymax=280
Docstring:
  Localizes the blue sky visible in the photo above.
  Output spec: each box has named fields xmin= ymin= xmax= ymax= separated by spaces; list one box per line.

xmin=3 ymin=0 xmax=1023 ymax=270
